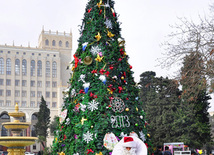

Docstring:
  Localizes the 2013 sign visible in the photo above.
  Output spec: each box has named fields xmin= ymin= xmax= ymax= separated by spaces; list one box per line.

xmin=110 ymin=115 xmax=130 ymax=128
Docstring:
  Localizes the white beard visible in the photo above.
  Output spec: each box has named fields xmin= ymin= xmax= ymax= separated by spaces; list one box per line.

xmin=122 ymin=147 xmax=137 ymax=155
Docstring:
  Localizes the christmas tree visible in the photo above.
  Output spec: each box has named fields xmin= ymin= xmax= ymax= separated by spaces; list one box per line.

xmin=51 ymin=0 xmax=152 ymax=154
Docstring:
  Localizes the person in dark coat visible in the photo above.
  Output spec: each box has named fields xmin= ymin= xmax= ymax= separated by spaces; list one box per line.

xmin=154 ymin=145 xmax=163 ymax=155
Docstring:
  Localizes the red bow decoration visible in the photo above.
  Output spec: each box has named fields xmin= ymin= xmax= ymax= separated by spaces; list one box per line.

xmin=145 ymin=143 xmax=148 ymax=148
xmin=91 ymin=70 xmax=97 ymax=74
xmin=88 ymin=8 xmax=92 ymax=13
xmin=109 ymin=66 xmax=114 ymax=70
xmin=118 ymin=86 xmax=123 ymax=93
xmin=99 ymin=69 xmax=106 ymax=74
xmin=109 ymin=96 xmax=114 ymax=100
xmin=108 ymin=84 xmax=113 ymax=88
xmin=87 ymin=149 xmax=94 ymax=154
xmin=90 ymin=92 xmax=94 ymax=97
xmin=63 ymin=135 xmax=67 ymax=140
xmin=123 ymin=72 xmax=126 ymax=78
xmin=79 ymin=89 xmax=85 ymax=94
xmin=113 ymin=12 xmax=116 ymax=17
xmin=90 ymin=92 xmax=98 ymax=98
xmin=105 ymin=71 xmax=110 ymax=77
xmin=73 ymin=54 xmax=79 ymax=68
xmin=99 ymin=9 xmax=102 ymax=14
xmin=120 ymin=48 xmax=124 ymax=55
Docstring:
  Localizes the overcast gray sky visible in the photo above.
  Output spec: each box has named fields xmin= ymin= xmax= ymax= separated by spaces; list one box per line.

xmin=0 ymin=0 xmax=213 ymax=110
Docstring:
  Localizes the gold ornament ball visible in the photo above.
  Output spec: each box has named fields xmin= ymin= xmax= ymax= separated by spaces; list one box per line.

xmin=125 ymin=108 xmax=129 ymax=111
xmin=147 ymin=134 xmax=150 ymax=137
xmin=121 ymin=76 xmax=124 ymax=80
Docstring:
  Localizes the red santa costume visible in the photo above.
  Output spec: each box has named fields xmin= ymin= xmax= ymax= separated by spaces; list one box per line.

xmin=112 ymin=136 xmax=147 ymax=155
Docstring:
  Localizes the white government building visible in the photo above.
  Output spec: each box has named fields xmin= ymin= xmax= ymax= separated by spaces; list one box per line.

xmin=0 ymin=28 xmax=72 ymax=153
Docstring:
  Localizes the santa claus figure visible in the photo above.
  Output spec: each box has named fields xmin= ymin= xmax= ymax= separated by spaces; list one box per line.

xmin=112 ymin=136 xmax=147 ymax=155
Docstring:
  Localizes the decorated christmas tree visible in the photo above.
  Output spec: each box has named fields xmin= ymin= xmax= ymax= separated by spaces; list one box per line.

xmin=51 ymin=0 xmax=152 ymax=154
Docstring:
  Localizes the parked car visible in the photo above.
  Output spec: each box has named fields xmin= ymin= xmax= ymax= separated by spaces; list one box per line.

xmin=25 ymin=152 xmax=34 ymax=155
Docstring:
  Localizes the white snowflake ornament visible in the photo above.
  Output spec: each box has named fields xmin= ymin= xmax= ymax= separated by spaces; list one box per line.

xmin=105 ymin=19 xmax=113 ymax=29
xmin=83 ymin=131 xmax=93 ymax=143
xmin=80 ymin=103 xmax=87 ymax=112
xmin=139 ymin=131 xmax=146 ymax=142
xmin=90 ymin=46 xmax=101 ymax=55
xmin=88 ymin=100 xmax=99 ymax=111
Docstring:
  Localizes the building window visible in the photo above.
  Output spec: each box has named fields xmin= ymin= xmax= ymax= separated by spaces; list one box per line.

xmin=6 ymin=90 xmax=11 ymax=96
xmin=0 ymin=50 xmax=3 ymax=53
xmin=52 ymin=92 xmax=57 ymax=98
xmin=6 ymin=100 xmax=11 ymax=106
xmin=31 ymin=80 xmax=35 ymax=87
xmin=39 ymin=53 xmax=41 ymax=56
xmin=31 ymin=126 xmax=37 ymax=137
xmin=45 ymin=39 xmax=49 ymax=46
xmin=52 ymin=40 xmax=56 ymax=46
xmin=31 ymin=60 xmax=35 ymax=76
xmin=23 ymin=52 xmax=26 ymax=55
xmin=15 ymin=59 xmax=20 ymax=75
xmin=16 ymin=52 xmax=19 ymax=54
xmin=30 ymin=91 xmax=35 ymax=97
xmin=46 ymin=102 xmax=50 ymax=108
xmin=46 ymin=92 xmax=50 ymax=98
xmin=22 ymin=80 xmax=27 ymax=87
xmin=33 ymin=145 xmax=36 ymax=150
xmin=22 ymin=91 xmax=27 ymax=97
xmin=59 ymin=40 xmax=62 ymax=47
xmin=37 ymin=60 xmax=42 ymax=77
xmin=30 ymin=101 xmax=35 ymax=107
xmin=52 ymin=81 xmax=57 ymax=87
xmin=0 ymin=100 xmax=3 ymax=106
xmin=15 ymin=80 xmax=20 ymax=86
xmin=32 ymin=53 xmax=34 ymax=55
xmin=46 ymin=61 xmax=50 ymax=77
xmin=22 ymin=59 xmax=27 ymax=76
xmin=0 ymin=90 xmax=4 ymax=96
xmin=0 ymin=79 xmax=3 ymax=85
xmin=52 ymin=102 xmax=57 ymax=108
xmin=6 ymin=58 xmax=11 ymax=75
xmin=37 ymin=101 xmax=40 ymax=107
xmin=15 ymin=90 xmax=20 ymax=97
xmin=37 ymin=81 xmax=42 ymax=87
xmin=0 ymin=58 xmax=4 ymax=74
xmin=6 ymin=79 xmax=11 ymax=86
xmin=46 ymin=81 xmax=50 ymax=87
xmin=66 ymin=41 xmax=69 ymax=47
xmin=37 ymin=91 xmax=42 ymax=98
xmin=21 ymin=101 xmax=27 ymax=107
xmin=52 ymin=61 xmax=57 ymax=78
xmin=8 ymin=51 xmax=10 ymax=54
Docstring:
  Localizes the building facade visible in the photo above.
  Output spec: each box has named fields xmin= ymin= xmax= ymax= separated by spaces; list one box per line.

xmin=0 ymin=29 xmax=72 ymax=153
